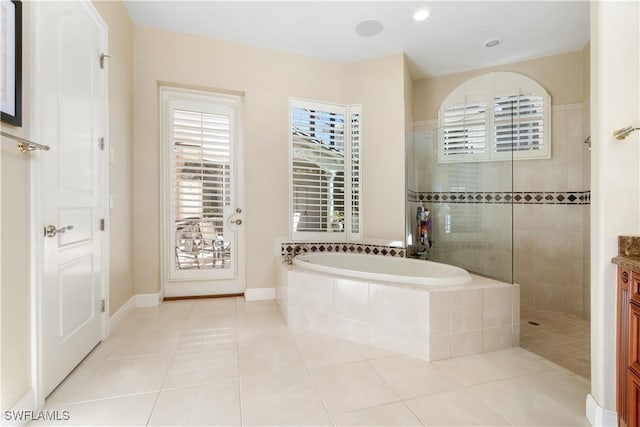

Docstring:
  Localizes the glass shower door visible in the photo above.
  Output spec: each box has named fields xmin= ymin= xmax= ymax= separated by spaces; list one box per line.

xmin=407 ymin=121 xmax=513 ymax=283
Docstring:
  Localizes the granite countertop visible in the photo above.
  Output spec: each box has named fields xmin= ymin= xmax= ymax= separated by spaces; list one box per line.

xmin=612 ymin=235 xmax=640 ymax=271
xmin=612 ymin=255 xmax=640 ymax=271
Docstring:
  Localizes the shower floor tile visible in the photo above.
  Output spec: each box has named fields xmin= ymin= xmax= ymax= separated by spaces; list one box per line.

xmin=520 ymin=305 xmax=590 ymax=379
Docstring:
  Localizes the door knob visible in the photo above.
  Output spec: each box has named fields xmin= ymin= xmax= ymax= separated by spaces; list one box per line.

xmin=231 ymin=219 xmax=242 ymax=225
xmin=44 ymin=225 xmax=74 ymax=238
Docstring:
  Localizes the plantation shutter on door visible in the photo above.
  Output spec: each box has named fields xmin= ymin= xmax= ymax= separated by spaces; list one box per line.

xmin=172 ymin=108 xmax=232 ymax=271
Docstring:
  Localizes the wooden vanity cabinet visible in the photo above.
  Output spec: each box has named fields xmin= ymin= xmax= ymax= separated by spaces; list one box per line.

xmin=629 ymin=365 xmax=640 ymax=427
xmin=618 ymin=267 xmax=640 ymax=427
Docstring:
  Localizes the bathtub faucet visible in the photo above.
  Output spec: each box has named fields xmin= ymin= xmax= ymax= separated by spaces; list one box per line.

xmin=284 ymin=245 xmax=305 ymax=265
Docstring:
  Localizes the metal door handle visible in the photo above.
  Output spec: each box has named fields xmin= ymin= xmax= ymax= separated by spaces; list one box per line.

xmin=231 ymin=219 xmax=242 ymax=225
xmin=44 ymin=225 xmax=74 ymax=238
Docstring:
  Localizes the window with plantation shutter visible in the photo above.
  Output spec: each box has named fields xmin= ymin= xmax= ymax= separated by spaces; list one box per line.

xmin=493 ymin=93 xmax=545 ymax=158
xmin=350 ymin=107 xmax=361 ymax=236
xmin=290 ymin=99 xmax=362 ymax=241
xmin=441 ymin=101 xmax=488 ymax=161
xmin=438 ymin=72 xmax=550 ymax=163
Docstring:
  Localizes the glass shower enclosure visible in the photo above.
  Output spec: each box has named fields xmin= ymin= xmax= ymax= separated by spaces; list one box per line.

xmin=406 ymin=121 xmax=514 ymax=283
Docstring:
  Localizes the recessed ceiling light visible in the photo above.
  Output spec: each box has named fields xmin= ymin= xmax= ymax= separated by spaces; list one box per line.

xmin=485 ymin=39 xmax=501 ymax=48
xmin=413 ymin=7 xmax=430 ymax=22
xmin=356 ymin=19 xmax=384 ymax=37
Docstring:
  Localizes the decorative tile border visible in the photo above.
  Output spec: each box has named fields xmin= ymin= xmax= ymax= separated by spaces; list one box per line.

xmin=409 ymin=190 xmax=590 ymax=205
xmin=514 ymin=191 xmax=590 ymax=205
xmin=281 ymin=242 xmax=405 ymax=257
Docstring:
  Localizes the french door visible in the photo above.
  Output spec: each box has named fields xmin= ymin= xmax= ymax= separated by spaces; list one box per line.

xmin=161 ymin=88 xmax=245 ymax=297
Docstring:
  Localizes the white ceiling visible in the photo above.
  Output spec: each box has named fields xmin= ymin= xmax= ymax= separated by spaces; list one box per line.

xmin=123 ymin=1 xmax=590 ymax=78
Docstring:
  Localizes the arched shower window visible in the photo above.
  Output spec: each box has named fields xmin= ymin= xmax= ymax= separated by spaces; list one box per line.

xmin=438 ymin=72 xmax=551 ymax=163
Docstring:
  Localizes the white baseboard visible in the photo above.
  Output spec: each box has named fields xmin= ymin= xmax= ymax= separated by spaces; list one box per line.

xmin=135 ymin=293 xmax=162 ymax=307
xmin=245 ymin=287 xmax=276 ymax=301
xmin=108 ymin=295 xmax=136 ymax=333
xmin=2 ymin=389 xmax=35 ymax=426
xmin=586 ymin=394 xmax=617 ymax=427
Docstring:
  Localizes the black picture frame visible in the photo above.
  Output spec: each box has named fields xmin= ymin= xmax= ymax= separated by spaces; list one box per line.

xmin=1 ymin=0 xmax=22 ymax=127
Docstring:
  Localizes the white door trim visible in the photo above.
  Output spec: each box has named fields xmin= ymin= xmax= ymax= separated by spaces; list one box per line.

xmin=159 ymin=86 xmax=246 ymax=298
xmin=29 ymin=0 xmax=109 ymax=409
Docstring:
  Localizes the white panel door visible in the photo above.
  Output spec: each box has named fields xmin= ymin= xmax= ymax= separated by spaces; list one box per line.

xmin=36 ymin=1 xmax=107 ymax=396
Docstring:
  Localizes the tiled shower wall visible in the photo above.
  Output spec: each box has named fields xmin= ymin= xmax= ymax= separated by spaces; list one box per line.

xmin=409 ymin=103 xmax=590 ymax=319
xmin=514 ymin=104 xmax=590 ymax=319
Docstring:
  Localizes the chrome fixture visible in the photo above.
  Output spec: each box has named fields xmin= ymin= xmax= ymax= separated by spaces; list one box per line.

xmin=100 ymin=53 xmax=110 ymax=69
xmin=44 ymin=225 xmax=74 ymax=238
xmin=227 ymin=209 xmax=243 ymax=226
xmin=613 ymin=126 xmax=640 ymax=140
xmin=1 ymin=131 xmax=50 ymax=153
xmin=284 ymin=245 xmax=305 ymax=265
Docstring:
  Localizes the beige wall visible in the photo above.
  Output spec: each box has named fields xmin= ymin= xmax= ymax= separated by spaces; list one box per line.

xmin=1 ymin=144 xmax=32 ymax=410
xmin=93 ymin=1 xmax=135 ymax=316
xmin=582 ymin=43 xmax=590 ymax=106
xmin=1 ymin=0 xmax=34 ymax=410
xmin=0 ymin=0 xmax=134 ymax=410
xmin=413 ymin=50 xmax=588 ymax=121
xmin=133 ymin=26 xmax=407 ymax=294
xmin=404 ymin=55 xmax=416 ymax=243
xmin=403 ymin=55 xmax=414 ymax=141
xmin=346 ymin=54 xmax=407 ymax=241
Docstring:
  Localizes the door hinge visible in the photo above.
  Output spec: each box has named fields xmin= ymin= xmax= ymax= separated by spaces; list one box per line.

xmin=100 ymin=299 xmax=106 ymax=313
xmin=99 ymin=137 xmax=105 ymax=150
xmin=99 ymin=218 xmax=105 ymax=231
xmin=100 ymin=53 xmax=110 ymax=69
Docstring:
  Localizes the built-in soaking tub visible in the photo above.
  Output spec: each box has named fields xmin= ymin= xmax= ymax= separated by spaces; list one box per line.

xmin=276 ymin=252 xmax=519 ymax=362
xmin=293 ymin=253 xmax=472 ymax=286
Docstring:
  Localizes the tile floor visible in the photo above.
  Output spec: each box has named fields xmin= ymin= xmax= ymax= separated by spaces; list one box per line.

xmin=35 ymin=298 xmax=591 ymax=426
xmin=520 ymin=305 xmax=591 ymax=379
